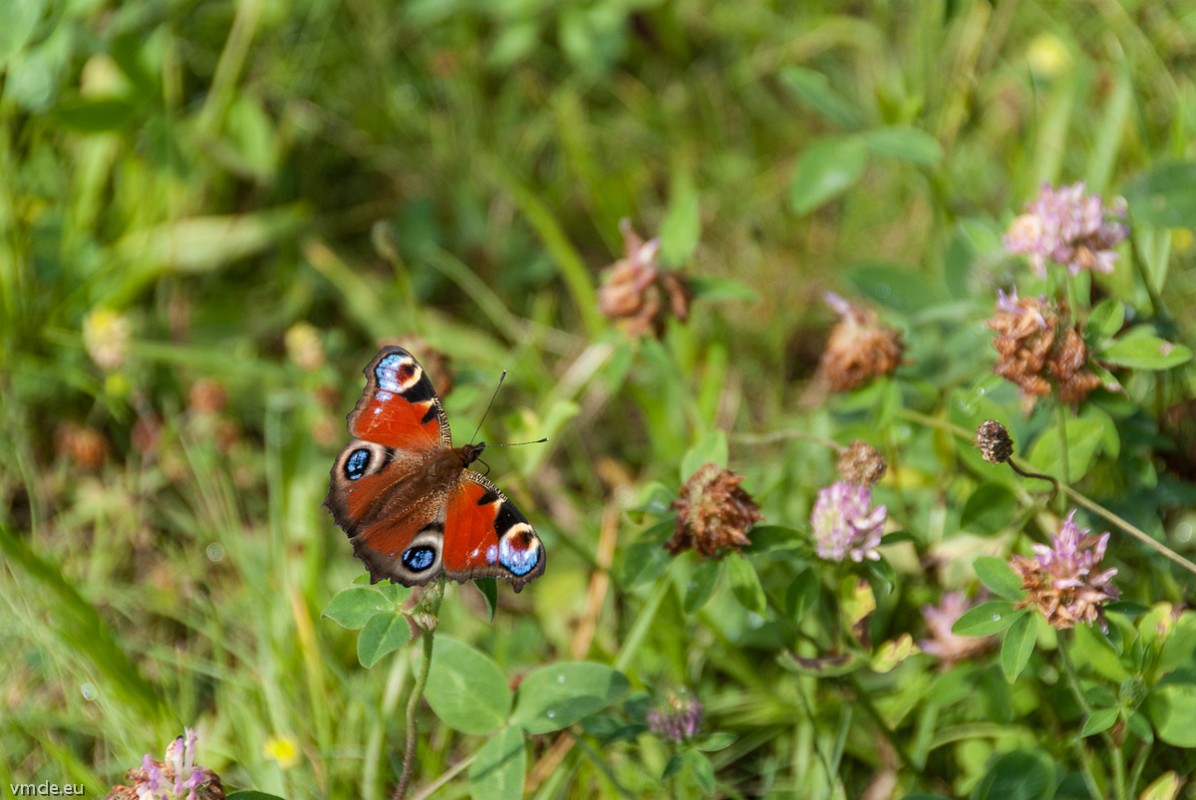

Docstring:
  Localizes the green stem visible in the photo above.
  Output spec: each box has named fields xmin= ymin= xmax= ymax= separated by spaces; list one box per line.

xmin=842 ymin=674 xmax=925 ymax=785
xmin=1126 ymin=741 xmax=1151 ymax=796
xmin=1055 ymin=402 xmax=1070 ymax=510
xmin=393 ymin=581 xmax=445 ymax=800
xmin=895 ymin=408 xmax=1196 ymax=578
xmin=1057 ymin=634 xmax=1126 ymax=800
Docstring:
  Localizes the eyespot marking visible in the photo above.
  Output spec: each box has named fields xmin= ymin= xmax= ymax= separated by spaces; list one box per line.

xmin=402 ymin=545 xmax=437 ymax=572
xmin=498 ymin=524 xmax=540 ymax=576
xmin=344 ymin=448 xmax=371 ymax=481
xmin=376 ymin=353 xmax=422 ymax=394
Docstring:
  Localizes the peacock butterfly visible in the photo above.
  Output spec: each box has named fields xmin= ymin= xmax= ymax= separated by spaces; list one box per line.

xmin=324 ymin=346 xmax=545 ymax=592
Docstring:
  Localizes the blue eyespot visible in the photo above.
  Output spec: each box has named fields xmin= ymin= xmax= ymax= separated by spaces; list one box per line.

xmin=402 ymin=545 xmax=436 ymax=572
xmin=376 ymin=354 xmax=414 ymax=393
xmin=344 ymin=448 xmax=371 ymax=481
xmin=499 ymin=535 xmax=539 ymax=576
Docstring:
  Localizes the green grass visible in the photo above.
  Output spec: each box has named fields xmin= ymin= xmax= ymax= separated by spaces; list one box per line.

xmin=4 ymin=1 xmax=1196 ymax=798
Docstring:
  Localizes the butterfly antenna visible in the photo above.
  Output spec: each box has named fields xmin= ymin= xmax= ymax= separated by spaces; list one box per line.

xmin=470 ymin=369 xmax=508 ymax=444
xmin=490 ymin=438 xmax=550 ymax=448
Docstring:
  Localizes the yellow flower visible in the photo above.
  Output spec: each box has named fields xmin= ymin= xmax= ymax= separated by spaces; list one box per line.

xmin=264 ymin=735 xmax=300 ymax=769
xmin=82 ymin=308 xmax=131 ymax=371
xmin=1026 ymin=34 xmax=1071 ymax=80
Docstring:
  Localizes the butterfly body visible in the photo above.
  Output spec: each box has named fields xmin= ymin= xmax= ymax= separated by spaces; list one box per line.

xmin=325 ymin=347 xmax=544 ymax=591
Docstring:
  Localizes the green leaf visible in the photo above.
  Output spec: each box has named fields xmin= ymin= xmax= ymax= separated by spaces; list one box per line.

xmin=1080 ymin=707 xmax=1120 ymax=737
xmin=960 ymin=485 xmax=1018 ymax=536
xmin=1086 ymin=299 xmax=1125 ymax=340
xmin=789 ymin=136 xmax=868 ymax=216
xmin=843 ymin=263 xmax=951 ymax=314
xmin=510 ymin=662 xmax=629 ymax=734
xmin=952 ymin=601 xmax=1025 ymax=637
xmin=973 ymin=557 xmax=1026 ymax=601
xmin=226 ymin=793 xmax=288 ymax=800
xmin=659 ymin=166 xmax=701 ymax=267
xmin=474 ymin=578 xmax=499 ymax=622
xmin=356 ymin=613 xmax=411 ymax=668
xmin=55 ymin=97 xmax=138 ymax=132
xmin=426 ymin=637 xmax=512 ymax=735
xmin=1101 ymin=333 xmax=1193 ymax=370
xmin=861 ymin=126 xmax=943 ymax=166
xmin=694 ymin=731 xmax=737 ymax=752
xmin=620 ymin=519 xmax=674 ymax=587
xmin=970 ymin=749 xmax=1054 ymax=800
xmin=688 ymin=275 xmax=760 ymax=303
xmin=1025 ymin=415 xmax=1105 ymax=481
xmin=683 ymin=558 xmax=724 ymax=615
xmin=1147 ymin=681 xmax=1196 ymax=747
xmin=469 ymin=726 xmax=525 ymax=800
xmin=322 ymin=586 xmax=389 ymax=630
xmin=1138 ymin=772 xmax=1183 ymax=800
xmin=0 ymin=0 xmax=45 ymax=64
xmin=785 ymin=570 xmax=818 ymax=623
xmin=681 ymin=430 xmax=729 ymax=480
xmin=681 ymin=749 xmax=716 ymax=795
xmin=777 ymin=65 xmax=861 ymax=129
xmin=725 ymin=552 xmax=766 ymax=614
xmin=1000 ymin=613 xmax=1036 ymax=682
xmin=1123 ymin=162 xmax=1196 ymax=229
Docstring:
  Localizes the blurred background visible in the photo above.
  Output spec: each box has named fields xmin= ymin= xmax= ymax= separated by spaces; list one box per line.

xmin=3 ymin=0 xmax=1196 ymax=797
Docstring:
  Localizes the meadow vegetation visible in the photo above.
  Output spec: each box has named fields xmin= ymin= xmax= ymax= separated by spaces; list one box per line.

xmin=4 ymin=1 xmax=1196 ymax=798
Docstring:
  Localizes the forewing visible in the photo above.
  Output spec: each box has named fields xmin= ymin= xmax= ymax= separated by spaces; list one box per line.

xmin=346 ymin=346 xmax=452 ymax=451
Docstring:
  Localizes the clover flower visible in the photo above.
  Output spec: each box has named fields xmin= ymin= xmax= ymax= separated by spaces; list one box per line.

xmin=975 ymin=419 xmax=1014 ymax=465
xmin=987 ymin=288 xmax=1100 ymax=407
xmin=647 ymin=692 xmax=704 ymax=744
xmin=919 ymin=591 xmax=995 ymax=667
xmin=597 ymin=219 xmax=691 ymax=338
xmin=1010 ymin=510 xmax=1119 ymax=632
xmin=1003 ymin=181 xmax=1127 ymax=277
xmin=666 ymin=464 xmax=763 ymax=557
xmin=820 ymin=293 xmax=903 ymax=392
xmin=105 ymin=728 xmax=224 ymax=800
xmin=811 ymin=481 xmax=887 ymax=563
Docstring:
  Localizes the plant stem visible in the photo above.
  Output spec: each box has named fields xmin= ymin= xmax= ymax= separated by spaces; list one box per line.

xmin=393 ymin=581 xmax=445 ymax=800
xmin=1057 ymin=633 xmax=1126 ymax=800
xmin=1054 ymin=401 xmax=1071 ymax=511
xmin=895 ymin=408 xmax=1196 ymax=577
xmin=842 ymin=674 xmax=926 ymax=786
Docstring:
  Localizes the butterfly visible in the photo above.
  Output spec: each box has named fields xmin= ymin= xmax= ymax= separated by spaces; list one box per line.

xmin=324 ymin=346 xmax=545 ymax=592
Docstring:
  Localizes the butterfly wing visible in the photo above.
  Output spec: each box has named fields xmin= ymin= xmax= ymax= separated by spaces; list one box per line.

xmin=325 ymin=346 xmax=453 ymax=568
xmin=346 ymin=346 xmax=451 ymax=450
xmin=439 ymin=470 xmax=545 ymax=592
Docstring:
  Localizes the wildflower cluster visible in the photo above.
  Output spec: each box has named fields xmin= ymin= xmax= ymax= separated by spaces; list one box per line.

xmin=598 ymin=219 xmax=692 ymax=338
xmin=1010 ymin=510 xmax=1119 ymax=631
xmin=810 ymin=481 xmax=887 ymax=563
xmin=105 ymin=729 xmax=223 ymax=800
xmin=820 ymin=292 xmax=904 ymax=391
xmin=987 ymin=289 xmax=1101 ymax=407
xmin=1003 ymin=181 xmax=1127 ymax=277
xmin=647 ymin=692 xmax=704 ymax=744
xmin=667 ymin=464 xmax=762 ymax=557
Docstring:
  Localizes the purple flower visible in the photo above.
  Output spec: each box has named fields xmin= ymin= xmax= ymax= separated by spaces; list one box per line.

xmin=647 ymin=692 xmax=704 ymax=744
xmin=1003 ymin=181 xmax=1127 ymax=277
xmin=811 ymin=481 xmax=887 ymax=562
xmin=919 ymin=591 xmax=994 ymax=666
xmin=1010 ymin=510 xmax=1119 ymax=631
xmin=105 ymin=728 xmax=223 ymax=800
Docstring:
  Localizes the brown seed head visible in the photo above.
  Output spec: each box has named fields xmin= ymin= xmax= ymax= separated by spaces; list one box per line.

xmin=975 ymin=420 xmax=1014 ymax=464
xmin=837 ymin=440 xmax=887 ymax=485
xmin=820 ymin=293 xmax=904 ymax=392
xmin=988 ymin=289 xmax=1101 ymax=408
xmin=189 ymin=379 xmax=228 ymax=416
xmin=55 ymin=423 xmax=108 ymax=471
xmin=667 ymin=463 xmax=763 ymax=557
xmin=598 ymin=219 xmax=692 ymax=338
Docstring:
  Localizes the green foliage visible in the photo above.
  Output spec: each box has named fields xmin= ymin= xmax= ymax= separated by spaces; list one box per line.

xmin=5 ymin=0 xmax=1196 ymax=798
